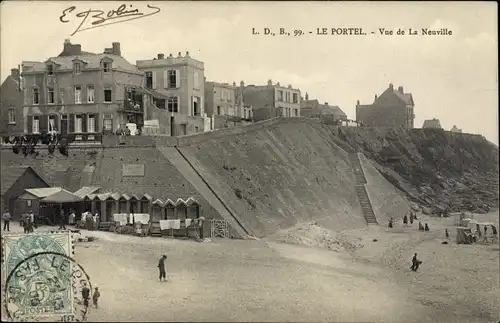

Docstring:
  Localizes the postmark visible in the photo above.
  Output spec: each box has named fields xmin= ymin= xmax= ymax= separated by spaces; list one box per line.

xmin=3 ymin=252 xmax=92 ymax=322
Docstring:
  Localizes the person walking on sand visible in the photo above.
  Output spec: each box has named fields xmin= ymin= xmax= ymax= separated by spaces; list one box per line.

xmin=388 ymin=217 xmax=394 ymax=228
xmin=410 ymin=253 xmax=421 ymax=272
xmin=424 ymin=223 xmax=430 ymax=232
xmin=58 ymin=209 xmax=66 ymax=230
xmin=445 ymin=228 xmax=449 ymax=239
xmin=418 ymin=222 xmax=424 ymax=231
xmin=409 ymin=212 xmax=414 ymax=224
xmin=92 ymin=287 xmax=100 ymax=309
xmin=491 ymin=225 xmax=498 ymax=242
xmin=2 ymin=210 xmax=11 ymax=231
xmin=81 ymin=282 xmax=90 ymax=309
xmin=403 ymin=215 xmax=408 ymax=225
xmin=158 ymin=255 xmax=167 ymax=282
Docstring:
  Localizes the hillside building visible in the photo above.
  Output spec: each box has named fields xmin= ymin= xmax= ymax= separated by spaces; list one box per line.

xmin=0 ymin=68 xmax=24 ymax=136
xmin=136 ymin=52 xmax=205 ymax=135
xmin=300 ymin=92 xmax=347 ymax=124
xmin=204 ymin=80 xmax=253 ymax=130
xmin=423 ymin=118 xmax=442 ymax=129
xmin=237 ymin=80 xmax=301 ymax=122
xmin=356 ymin=83 xmax=415 ymax=129
xmin=20 ymin=40 xmax=148 ymax=137
xmin=450 ymin=125 xmax=462 ymax=133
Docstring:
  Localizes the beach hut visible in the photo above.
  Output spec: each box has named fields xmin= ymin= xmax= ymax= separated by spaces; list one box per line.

xmin=118 ymin=194 xmax=130 ymax=213
xmin=164 ymin=199 xmax=176 ymax=219
xmin=185 ymin=197 xmax=201 ymax=219
xmin=175 ymin=198 xmax=188 ymax=220
xmin=130 ymin=194 xmax=140 ymax=213
xmin=151 ymin=199 xmax=164 ymax=221
xmin=140 ymin=194 xmax=152 ymax=213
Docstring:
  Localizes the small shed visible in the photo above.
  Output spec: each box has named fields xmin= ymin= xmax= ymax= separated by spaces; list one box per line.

xmin=1 ymin=166 xmax=50 ymax=220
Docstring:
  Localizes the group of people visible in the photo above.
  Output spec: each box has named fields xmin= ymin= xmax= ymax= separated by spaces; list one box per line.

xmin=81 ymin=283 xmax=101 ymax=309
xmin=388 ymin=211 xmax=431 ymax=232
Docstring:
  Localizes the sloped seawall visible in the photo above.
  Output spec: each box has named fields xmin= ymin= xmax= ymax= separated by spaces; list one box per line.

xmin=175 ymin=118 xmax=367 ymax=237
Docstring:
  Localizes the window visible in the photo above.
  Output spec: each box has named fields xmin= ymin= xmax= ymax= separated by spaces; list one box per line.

xmin=87 ymin=86 xmax=95 ymax=103
xmin=104 ymin=88 xmax=112 ymax=102
xmin=103 ymin=62 xmax=111 ymax=72
xmin=277 ymin=90 xmax=283 ymax=101
xmin=194 ymin=71 xmax=199 ymax=89
xmin=47 ymin=65 xmax=54 ymax=75
xmin=32 ymin=116 xmax=40 ymax=133
xmin=8 ymin=108 xmax=16 ymax=124
xmin=27 ymin=200 xmax=32 ymax=207
xmin=217 ymin=106 xmax=221 ymax=115
xmin=167 ymin=70 xmax=178 ymax=88
xmin=33 ymin=88 xmax=39 ymax=105
xmin=103 ymin=114 xmax=113 ymax=131
xmin=293 ymin=93 xmax=299 ymax=104
xmin=48 ymin=115 xmax=56 ymax=132
xmin=286 ymin=92 xmax=291 ymax=103
xmin=75 ymin=115 xmax=83 ymax=133
xmin=145 ymin=72 xmax=153 ymax=89
xmin=167 ymin=97 xmax=179 ymax=113
xmin=47 ymin=87 xmax=55 ymax=104
xmin=75 ymin=86 xmax=82 ymax=104
xmin=88 ymin=115 xmax=96 ymax=133
xmin=192 ymin=97 xmax=200 ymax=116
xmin=74 ymin=63 xmax=81 ymax=74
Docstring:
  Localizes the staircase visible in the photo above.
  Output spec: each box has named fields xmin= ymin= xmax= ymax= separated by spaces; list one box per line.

xmin=150 ymin=222 xmax=162 ymax=237
xmin=348 ymin=153 xmax=378 ymax=225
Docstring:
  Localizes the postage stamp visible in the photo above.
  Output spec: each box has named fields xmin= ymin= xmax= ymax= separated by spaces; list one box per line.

xmin=3 ymin=251 xmax=93 ymax=322
xmin=1 ymin=233 xmax=90 ymax=322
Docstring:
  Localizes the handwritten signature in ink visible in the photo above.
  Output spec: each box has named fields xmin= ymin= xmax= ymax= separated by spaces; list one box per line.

xmin=59 ymin=4 xmax=161 ymax=36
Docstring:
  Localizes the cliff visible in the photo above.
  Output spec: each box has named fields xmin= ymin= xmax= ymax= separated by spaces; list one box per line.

xmin=329 ymin=126 xmax=499 ymax=214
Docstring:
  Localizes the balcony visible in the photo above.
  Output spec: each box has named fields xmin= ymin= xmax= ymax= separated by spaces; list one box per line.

xmin=117 ymin=99 xmax=144 ymax=114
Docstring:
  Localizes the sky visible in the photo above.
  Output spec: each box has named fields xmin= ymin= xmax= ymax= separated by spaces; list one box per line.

xmin=1 ymin=1 xmax=498 ymax=144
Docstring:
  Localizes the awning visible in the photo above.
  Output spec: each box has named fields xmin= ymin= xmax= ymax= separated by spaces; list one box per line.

xmin=18 ymin=187 xmax=64 ymax=200
xmin=41 ymin=189 xmax=82 ymax=203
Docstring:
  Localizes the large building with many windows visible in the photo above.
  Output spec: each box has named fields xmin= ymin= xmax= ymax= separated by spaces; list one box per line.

xmin=136 ymin=52 xmax=205 ymax=135
xmin=20 ymin=39 xmax=146 ymax=137
xmin=237 ymin=80 xmax=301 ymax=122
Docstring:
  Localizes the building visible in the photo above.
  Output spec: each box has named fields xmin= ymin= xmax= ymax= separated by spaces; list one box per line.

xmin=1 ymin=166 xmax=50 ymax=220
xmin=204 ymin=80 xmax=253 ymax=130
xmin=0 ymin=68 xmax=24 ymax=136
xmin=300 ymin=92 xmax=347 ymax=124
xmin=422 ymin=118 xmax=442 ymax=129
xmin=20 ymin=39 xmax=146 ymax=137
xmin=356 ymin=83 xmax=415 ymax=129
xmin=237 ymin=80 xmax=301 ymax=122
xmin=136 ymin=52 xmax=205 ymax=135
xmin=450 ymin=125 xmax=462 ymax=133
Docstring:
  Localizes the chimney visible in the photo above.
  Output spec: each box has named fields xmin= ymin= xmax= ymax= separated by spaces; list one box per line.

xmin=305 ymin=92 xmax=309 ymax=100
xmin=267 ymin=79 xmax=272 ymax=86
xmin=177 ymin=52 xmax=182 ymax=57
xmin=185 ymin=51 xmax=190 ymax=57
xmin=357 ymin=100 xmax=360 ymax=106
xmin=112 ymin=42 xmax=121 ymax=56
xmin=74 ymin=45 xmax=82 ymax=55
xmin=157 ymin=53 xmax=165 ymax=59
xmin=398 ymin=86 xmax=404 ymax=93
xmin=233 ymin=81 xmax=236 ymax=86
xmin=276 ymin=82 xmax=280 ymax=86
xmin=240 ymin=81 xmax=244 ymax=87
xmin=63 ymin=39 xmax=71 ymax=53
xmin=288 ymin=85 xmax=292 ymax=89
xmin=375 ymin=94 xmax=378 ymax=100
xmin=11 ymin=68 xmax=20 ymax=80
xmin=168 ymin=53 xmax=173 ymax=58
xmin=324 ymin=102 xmax=328 ymax=106
xmin=389 ymin=83 xmax=394 ymax=89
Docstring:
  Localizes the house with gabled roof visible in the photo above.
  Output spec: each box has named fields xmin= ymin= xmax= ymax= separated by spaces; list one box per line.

xmin=20 ymin=39 xmax=150 ymax=138
xmin=300 ymin=92 xmax=347 ymax=123
xmin=356 ymin=83 xmax=415 ymax=129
